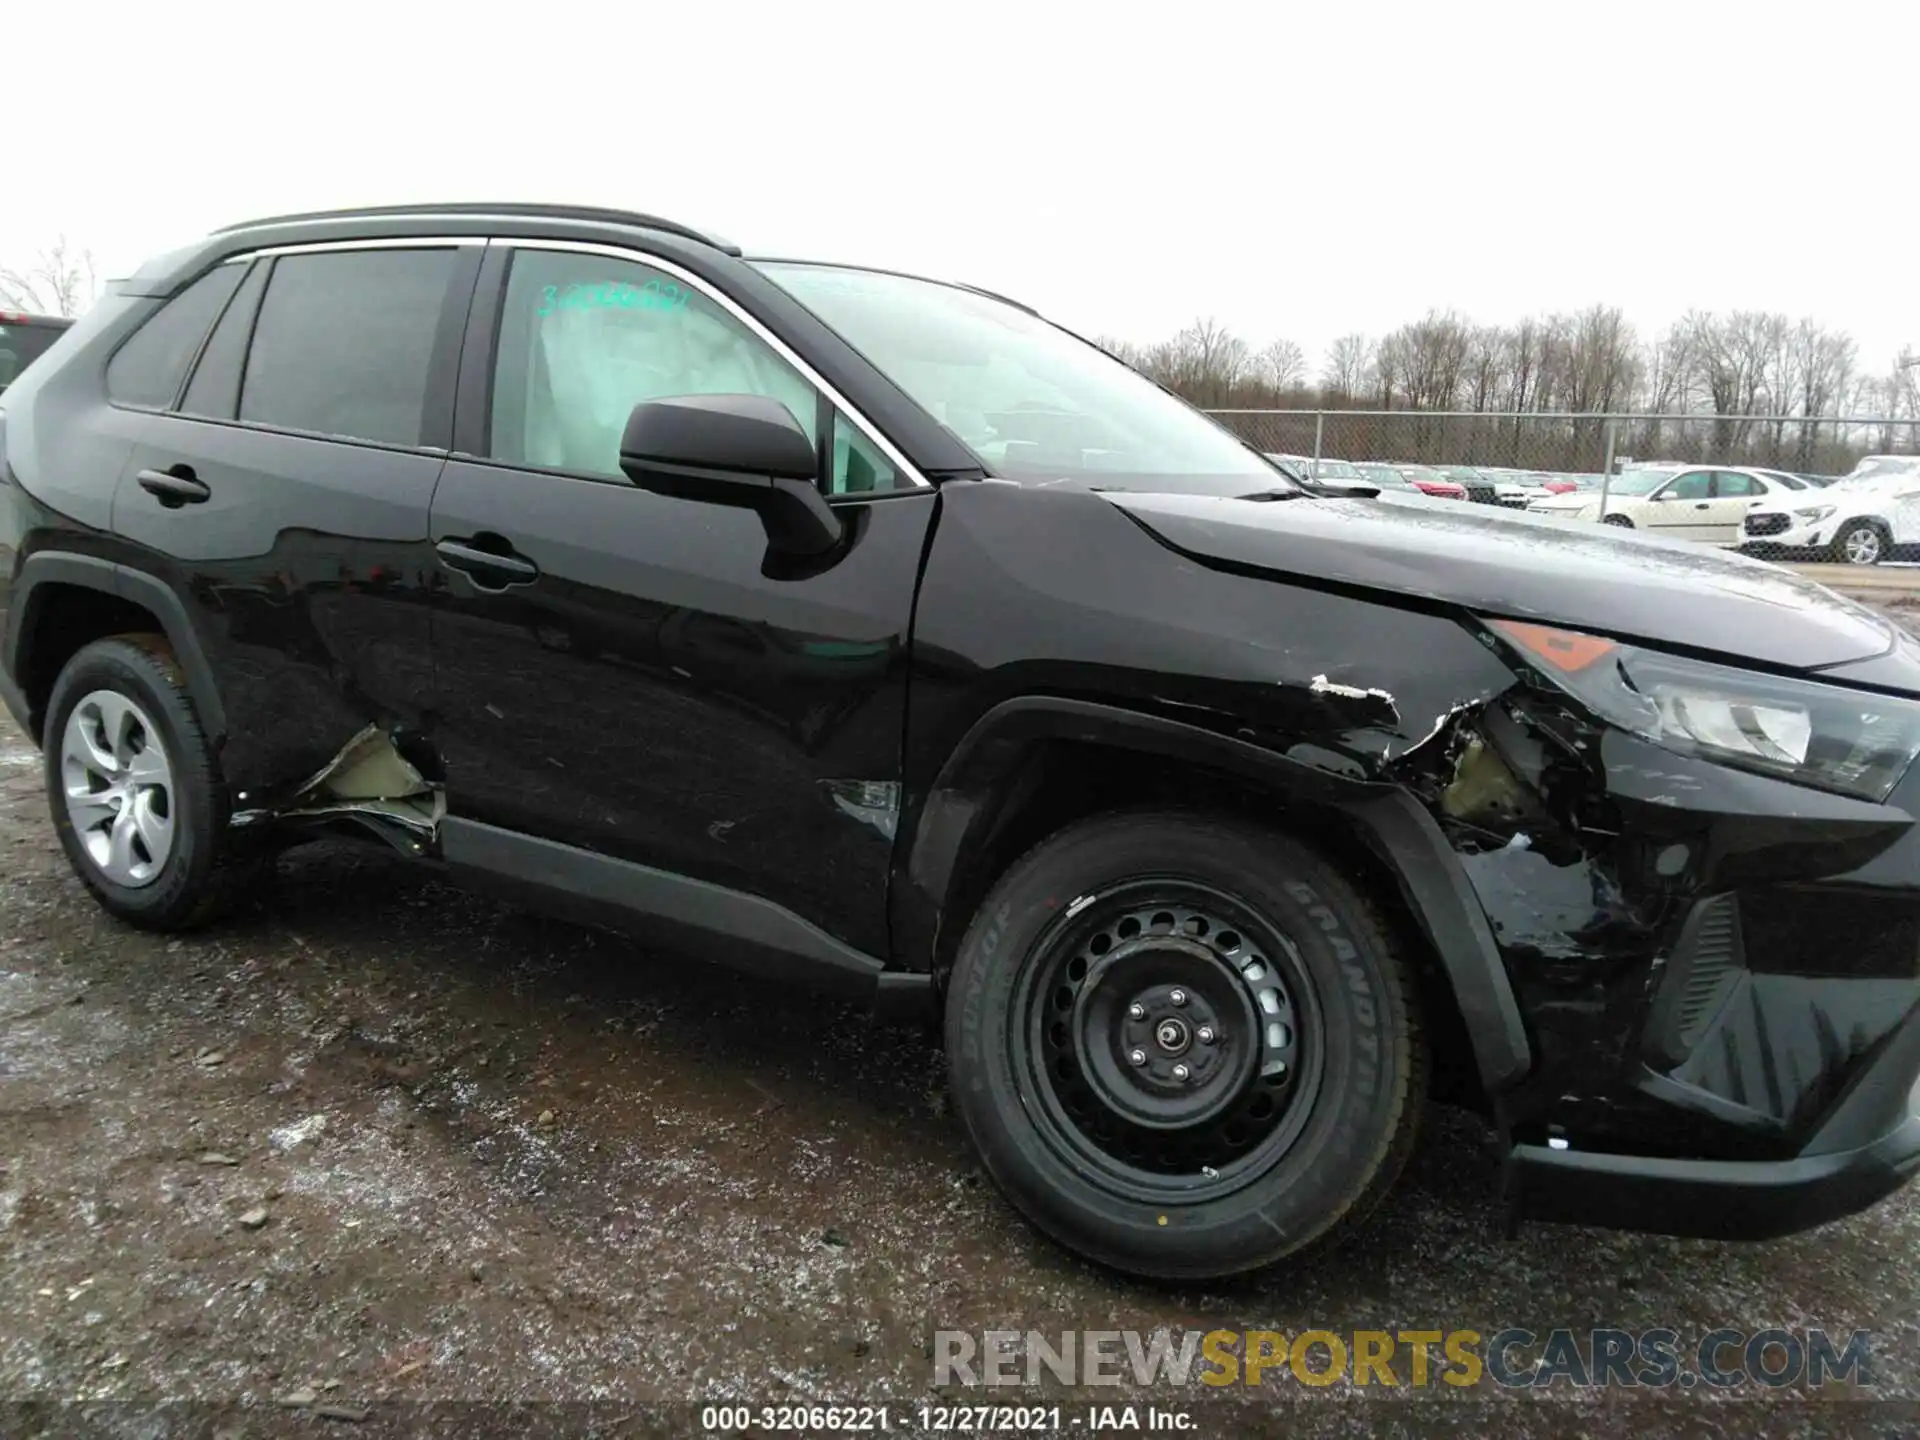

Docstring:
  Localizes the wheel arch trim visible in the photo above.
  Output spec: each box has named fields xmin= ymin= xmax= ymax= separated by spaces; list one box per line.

xmin=3 ymin=552 xmax=226 ymax=744
xmin=904 ymin=695 xmax=1532 ymax=1092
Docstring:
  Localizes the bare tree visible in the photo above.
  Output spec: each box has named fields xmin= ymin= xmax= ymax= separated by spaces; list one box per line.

xmin=1321 ymin=333 xmax=1374 ymax=402
xmin=0 ymin=236 xmax=99 ymax=317
xmin=1259 ymin=338 xmax=1306 ymax=394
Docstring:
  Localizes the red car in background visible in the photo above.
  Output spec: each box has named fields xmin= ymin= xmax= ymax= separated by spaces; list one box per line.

xmin=1393 ymin=464 xmax=1468 ymax=500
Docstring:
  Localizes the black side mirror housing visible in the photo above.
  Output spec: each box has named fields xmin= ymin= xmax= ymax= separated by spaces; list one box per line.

xmin=618 ymin=394 xmax=841 ymax=557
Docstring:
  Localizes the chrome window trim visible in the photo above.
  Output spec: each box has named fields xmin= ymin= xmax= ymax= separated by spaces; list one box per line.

xmin=238 ymin=236 xmax=483 ymax=258
xmin=492 ymin=236 xmax=931 ymax=489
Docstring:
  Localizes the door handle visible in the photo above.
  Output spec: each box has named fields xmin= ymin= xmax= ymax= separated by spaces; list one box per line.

xmin=436 ymin=537 xmax=540 ymax=587
xmin=136 ymin=466 xmax=210 ymax=507
xmin=1695 ymin=502 xmax=1711 ymax=509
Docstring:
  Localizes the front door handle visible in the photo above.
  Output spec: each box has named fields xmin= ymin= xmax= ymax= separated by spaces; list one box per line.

xmin=436 ymin=537 xmax=540 ymax=587
xmin=136 ymin=466 xmax=210 ymax=507
xmin=1695 ymin=502 xmax=1711 ymax=509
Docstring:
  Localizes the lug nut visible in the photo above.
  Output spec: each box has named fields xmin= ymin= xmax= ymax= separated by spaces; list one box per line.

xmin=1127 ymin=1002 xmax=1146 ymax=1021
xmin=1197 ymin=1026 xmax=1216 ymax=1045
xmin=1128 ymin=1048 xmax=1147 ymax=1067
xmin=1172 ymin=1063 xmax=1191 ymax=1082
xmin=1169 ymin=988 xmax=1188 ymax=1007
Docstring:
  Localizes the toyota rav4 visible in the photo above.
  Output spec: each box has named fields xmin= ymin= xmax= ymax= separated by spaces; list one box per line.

xmin=5 ymin=203 xmax=1920 ymax=1280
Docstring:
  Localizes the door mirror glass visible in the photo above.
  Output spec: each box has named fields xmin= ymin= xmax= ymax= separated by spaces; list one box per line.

xmin=620 ymin=393 xmax=841 ymax=556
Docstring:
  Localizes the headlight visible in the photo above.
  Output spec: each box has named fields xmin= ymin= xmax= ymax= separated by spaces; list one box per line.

xmin=1793 ymin=505 xmax=1836 ymax=522
xmin=1487 ymin=619 xmax=1920 ymax=801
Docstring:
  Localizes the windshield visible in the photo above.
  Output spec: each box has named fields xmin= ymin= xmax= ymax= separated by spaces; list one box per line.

xmin=1606 ymin=467 xmax=1681 ymax=496
xmin=756 ymin=264 xmax=1283 ymax=494
xmin=1313 ymin=457 xmax=1361 ymax=479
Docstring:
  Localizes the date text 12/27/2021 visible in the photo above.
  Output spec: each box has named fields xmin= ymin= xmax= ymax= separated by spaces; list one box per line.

xmin=700 ymin=1405 xmax=1198 ymax=1432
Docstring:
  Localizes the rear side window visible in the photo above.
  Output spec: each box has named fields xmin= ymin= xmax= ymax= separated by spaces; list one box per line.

xmin=105 ymin=264 xmax=247 ymax=409
xmin=239 ymin=249 xmax=457 ymax=447
xmin=181 ymin=260 xmax=269 ymax=420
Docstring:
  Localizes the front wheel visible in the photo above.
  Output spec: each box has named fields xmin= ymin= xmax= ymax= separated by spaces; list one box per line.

xmin=945 ymin=810 xmax=1425 ymax=1280
xmin=1601 ymin=513 xmax=1634 ymax=528
xmin=1833 ymin=520 xmax=1887 ymax=566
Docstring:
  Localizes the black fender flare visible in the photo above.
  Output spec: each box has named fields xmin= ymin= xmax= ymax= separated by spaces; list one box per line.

xmin=3 ymin=551 xmax=226 ymax=743
xmin=902 ymin=695 xmax=1531 ymax=1093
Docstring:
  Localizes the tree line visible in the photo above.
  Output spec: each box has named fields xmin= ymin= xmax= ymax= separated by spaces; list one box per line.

xmin=1095 ymin=308 xmax=1920 ymax=472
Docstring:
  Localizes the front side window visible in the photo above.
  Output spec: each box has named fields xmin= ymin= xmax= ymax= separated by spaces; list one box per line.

xmin=239 ymin=248 xmax=458 ymax=446
xmin=105 ymin=263 xmax=247 ymax=409
xmin=1662 ymin=472 xmax=1711 ymax=501
xmin=757 ymin=263 xmax=1281 ymax=495
xmin=490 ymin=250 xmax=821 ymax=481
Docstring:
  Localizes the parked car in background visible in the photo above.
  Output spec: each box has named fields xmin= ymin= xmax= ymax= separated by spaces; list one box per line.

xmin=1538 ymin=473 xmax=1580 ymax=494
xmin=1741 ymin=467 xmax=1920 ymax=565
xmin=1268 ymin=452 xmax=1365 ymax=483
xmin=1391 ymin=463 xmax=1467 ymax=500
xmin=1527 ymin=464 xmax=1800 ymax=544
xmin=1436 ymin=465 xmax=1498 ymax=504
xmin=0 ymin=313 xmax=74 ymax=394
xmin=1262 ymin=453 xmax=1377 ymax=498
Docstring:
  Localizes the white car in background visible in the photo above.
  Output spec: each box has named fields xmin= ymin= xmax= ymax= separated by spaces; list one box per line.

xmin=1739 ymin=458 xmax=1920 ymax=565
xmin=1524 ymin=463 xmax=1813 ymax=544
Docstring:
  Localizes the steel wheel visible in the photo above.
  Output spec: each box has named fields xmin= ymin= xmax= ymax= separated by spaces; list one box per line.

xmin=1015 ymin=880 xmax=1324 ymax=1204
xmin=59 ymin=688 xmax=176 ymax=888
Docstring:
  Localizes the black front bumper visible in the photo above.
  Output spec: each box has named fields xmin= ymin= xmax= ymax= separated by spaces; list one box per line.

xmin=1509 ymin=1111 xmax=1920 ymax=1239
xmin=1509 ymin=998 xmax=1920 ymax=1239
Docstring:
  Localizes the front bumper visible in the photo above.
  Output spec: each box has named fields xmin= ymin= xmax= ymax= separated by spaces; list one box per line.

xmin=1510 ymin=1114 xmax=1920 ymax=1238
xmin=1510 ymin=999 xmax=1920 ymax=1238
xmin=1739 ymin=517 xmax=1838 ymax=554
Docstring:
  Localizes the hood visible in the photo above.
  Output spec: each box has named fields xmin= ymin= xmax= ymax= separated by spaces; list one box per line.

xmin=1104 ymin=490 xmax=1899 ymax=672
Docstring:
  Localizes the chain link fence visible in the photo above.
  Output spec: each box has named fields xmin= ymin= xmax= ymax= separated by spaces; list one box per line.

xmin=1206 ymin=409 xmax=1920 ymax=567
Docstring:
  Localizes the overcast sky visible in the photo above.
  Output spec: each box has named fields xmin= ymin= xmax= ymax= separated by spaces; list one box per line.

xmin=7 ymin=1 xmax=1915 ymax=373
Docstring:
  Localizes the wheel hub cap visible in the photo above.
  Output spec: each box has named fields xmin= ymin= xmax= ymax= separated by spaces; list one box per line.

xmin=59 ymin=690 xmax=176 ymax=888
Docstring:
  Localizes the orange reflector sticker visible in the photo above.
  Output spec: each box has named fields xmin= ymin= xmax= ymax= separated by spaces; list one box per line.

xmin=1490 ymin=619 xmax=1618 ymax=673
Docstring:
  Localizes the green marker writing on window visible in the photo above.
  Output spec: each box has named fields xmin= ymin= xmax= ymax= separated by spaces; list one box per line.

xmin=536 ymin=279 xmax=692 ymax=317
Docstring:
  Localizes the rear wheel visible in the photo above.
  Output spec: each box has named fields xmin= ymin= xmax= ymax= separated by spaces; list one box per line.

xmin=45 ymin=636 xmax=258 ymax=930
xmin=1834 ymin=520 xmax=1886 ymax=566
xmin=946 ymin=810 xmax=1425 ymax=1280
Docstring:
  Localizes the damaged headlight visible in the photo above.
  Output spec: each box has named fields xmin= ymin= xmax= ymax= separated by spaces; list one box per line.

xmin=1487 ymin=618 xmax=1920 ymax=801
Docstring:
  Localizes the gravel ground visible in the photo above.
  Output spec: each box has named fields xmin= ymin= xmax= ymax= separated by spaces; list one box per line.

xmin=6 ymin=607 xmax=1920 ymax=1438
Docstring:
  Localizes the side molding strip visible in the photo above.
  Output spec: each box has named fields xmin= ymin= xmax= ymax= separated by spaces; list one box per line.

xmin=440 ymin=817 xmax=932 ymax=1016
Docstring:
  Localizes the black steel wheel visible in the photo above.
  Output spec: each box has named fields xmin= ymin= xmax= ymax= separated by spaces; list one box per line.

xmin=947 ymin=810 xmax=1425 ymax=1280
xmin=1020 ymin=885 xmax=1323 ymax=1200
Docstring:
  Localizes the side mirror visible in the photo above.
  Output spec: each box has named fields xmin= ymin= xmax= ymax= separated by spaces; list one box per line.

xmin=618 ymin=394 xmax=841 ymax=557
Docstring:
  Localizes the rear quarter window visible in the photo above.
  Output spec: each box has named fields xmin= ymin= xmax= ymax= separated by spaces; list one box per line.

xmin=105 ymin=264 xmax=249 ymax=409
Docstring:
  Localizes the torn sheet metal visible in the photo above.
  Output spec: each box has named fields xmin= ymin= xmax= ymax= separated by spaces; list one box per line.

xmin=230 ymin=724 xmax=444 ymax=854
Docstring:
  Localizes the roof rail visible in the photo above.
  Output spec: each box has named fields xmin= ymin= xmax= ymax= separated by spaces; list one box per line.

xmin=212 ymin=202 xmax=739 ymax=254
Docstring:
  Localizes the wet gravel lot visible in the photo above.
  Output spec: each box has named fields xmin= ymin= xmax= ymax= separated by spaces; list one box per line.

xmin=6 ymin=606 xmax=1920 ymax=1438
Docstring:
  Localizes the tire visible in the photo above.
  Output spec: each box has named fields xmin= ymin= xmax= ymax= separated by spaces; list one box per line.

xmin=946 ymin=810 xmax=1425 ymax=1280
xmin=1832 ymin=520 xmax=1887 ymax=567
xmin=43 ymin=634 xmax=257 ymax=930
xmin=1601 ymin=513 xmax=1634 ymax=528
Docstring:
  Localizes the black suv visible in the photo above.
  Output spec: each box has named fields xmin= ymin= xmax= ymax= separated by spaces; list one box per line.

xmin=0 ymin=311 xmax=74 ymax=395
xmin=6 ymin=203 xmax=1920 ymax=1281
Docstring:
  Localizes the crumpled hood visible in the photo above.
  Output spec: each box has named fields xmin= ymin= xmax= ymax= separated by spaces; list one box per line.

xmin=1104 ymin=490 xmax=1900 ymax=673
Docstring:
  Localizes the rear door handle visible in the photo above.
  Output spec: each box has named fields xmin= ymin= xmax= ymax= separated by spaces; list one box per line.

xmin=136 ymin=466 xmax=210 ymax=507
xmin=436 ymin=537 xmax=540 ymax=587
